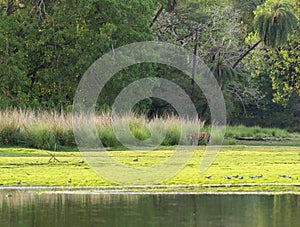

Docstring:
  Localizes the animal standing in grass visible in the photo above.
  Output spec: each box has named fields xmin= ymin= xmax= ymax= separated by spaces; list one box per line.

xmin=187 ymin=132 xmax=211 ymax=145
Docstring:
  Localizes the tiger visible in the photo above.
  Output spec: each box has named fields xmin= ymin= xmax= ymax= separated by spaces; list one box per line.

xmin=187 ymin=132 xmax=211 ymax=145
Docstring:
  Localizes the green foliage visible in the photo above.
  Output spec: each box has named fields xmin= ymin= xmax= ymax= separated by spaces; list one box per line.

xmin=130 ymin=123 xmax=151 ymax=141
xmin=245 ymin=25 xmax=300 ymax=107
xmin=27 ymin=124 xmax=57 ymax=150
xmin=0 ymin=123 xmax=23 ymax=145
xmin=254 ymin=1 xmax=298 ymax=47
xmin=0 ymin=0 xmax=157 ymax=110
xmin=98 ymin=127 xmax=121 ymax=148
xmin=207 ymin=61 xmax=241 ymax=87
xmin=225 ymin=125 xmax=295 ymax=138
xmin=53 ymin=128 xmax=76 ymax=147
xmin=0 ymin=109 xmax=206 ymax=149
xmin=162 ymin=125 xmax=181 ymax=146
xmin=230 ymin=0 xmax=265 ymax=30
xmin=239 ymin=0 xmax=299 ymax=118
xmin=270 ymin=32 xmax=300 ymax=105
xmin=0 ymin=0 xmax=299 ymax=130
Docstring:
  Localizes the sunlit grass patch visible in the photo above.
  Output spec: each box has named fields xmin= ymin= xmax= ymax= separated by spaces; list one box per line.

xmin=165 ymin=146 xmax=300 ymax=187
xmin=109 ymin=150 xmax=174 ymax=167
xmin=0 ymin=146 xmax=299 ymax=192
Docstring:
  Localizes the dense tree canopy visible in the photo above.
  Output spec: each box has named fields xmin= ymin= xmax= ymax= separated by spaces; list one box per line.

xmin=0 ymin=0 xmax=157 ymax=109
xmin=0 ymin=0 xmax=299 ymax=129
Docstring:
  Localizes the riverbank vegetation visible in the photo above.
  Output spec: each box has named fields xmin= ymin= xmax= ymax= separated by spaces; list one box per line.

xmin=0 ymin=1 xmax=299 ymax=192
xmin=0 ymin=109 xmax=299 ymax=150
xmin=0 ymin=0 xmax=299 ymax=131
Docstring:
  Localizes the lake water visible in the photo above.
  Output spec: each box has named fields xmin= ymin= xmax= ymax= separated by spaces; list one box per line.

xmin=1 ymin=190 xmax=299 ymax=227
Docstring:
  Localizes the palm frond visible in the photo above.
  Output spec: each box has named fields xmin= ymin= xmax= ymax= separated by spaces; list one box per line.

xmin=253 ymin=1 xmax=298 ymax=48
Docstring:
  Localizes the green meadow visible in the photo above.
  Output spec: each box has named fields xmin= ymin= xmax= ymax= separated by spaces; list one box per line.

xmin=0 ymin=146 xmax=299 ymax=193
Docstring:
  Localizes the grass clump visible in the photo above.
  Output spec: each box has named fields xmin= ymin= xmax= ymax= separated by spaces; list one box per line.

xmin=225 ymin=125 xmax=295 ymax=139
xmin=0 ymin=123 xmax=23 ymax=145
xmin=0 ymin=109 xmax=298 ymax=150
xmin=26 ymin=124 xmax=57 ymax=150
xmin=99 ymin=127 xmax=121 ymax=147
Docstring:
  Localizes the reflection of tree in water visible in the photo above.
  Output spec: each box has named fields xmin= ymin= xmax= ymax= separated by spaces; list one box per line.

xmin=0 ymin=192 xmax=299 ymax=226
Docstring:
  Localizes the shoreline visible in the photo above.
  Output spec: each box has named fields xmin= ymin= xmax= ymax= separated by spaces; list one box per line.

xmin=1 ymin=184 xmax=300 ymax=195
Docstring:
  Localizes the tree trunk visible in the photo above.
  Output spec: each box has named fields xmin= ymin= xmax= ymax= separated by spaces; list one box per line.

xmin=232 ymin=39 xmax=262 ymax=69
xmin=191 ymin=32 xmax=198 ymax=85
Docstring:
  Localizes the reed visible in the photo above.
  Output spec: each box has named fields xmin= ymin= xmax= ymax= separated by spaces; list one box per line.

xmin=0 ymin=109 xmax=204 ymax=149
xmin=0 ymin=109 xmax=297 ymax=150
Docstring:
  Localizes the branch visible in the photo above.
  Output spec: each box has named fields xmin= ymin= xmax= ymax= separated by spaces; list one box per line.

xmin=233 ymin=39 xmax=261 ymax=69
xmin=27 ymin=62 xmax=47 ymax=77
xmin=150 ymin=6 xmax=163 ymax=28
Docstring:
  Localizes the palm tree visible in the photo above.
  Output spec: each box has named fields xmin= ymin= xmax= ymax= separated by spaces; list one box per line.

xmin=255 ymin=1 xmax=298 ymax=47
xmin=204 ymin=39 xmax=240 ymax=88
xmin=233 ymin=1 xmax=298 ymax=68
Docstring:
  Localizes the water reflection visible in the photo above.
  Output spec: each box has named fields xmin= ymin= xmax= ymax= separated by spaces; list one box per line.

xmin=1 ymin=190 xmax=299 ymax=227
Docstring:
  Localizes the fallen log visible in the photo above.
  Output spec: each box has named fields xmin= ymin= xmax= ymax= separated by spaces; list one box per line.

xmin=234 ymin=137 xmax=287 ymax=142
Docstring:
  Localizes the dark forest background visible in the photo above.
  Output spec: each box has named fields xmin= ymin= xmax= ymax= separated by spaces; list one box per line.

xmin=0 ymin=0 xmax=299 ymax=131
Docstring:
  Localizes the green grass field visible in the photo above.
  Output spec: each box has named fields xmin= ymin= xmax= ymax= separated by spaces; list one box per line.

xmin=0 ymin=146 xmax=299 ymax=193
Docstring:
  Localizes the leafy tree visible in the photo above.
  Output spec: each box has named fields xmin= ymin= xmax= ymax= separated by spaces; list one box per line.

xmin=152 ymin=1 xmax=253 ymax=120
xmin=230 ymin=0 xmax=266 ymax=31
xmin=233 ymin=0 xmax=298 ymax=68
xmin=239 ymin=1 xmax=299 ymax=129
xmin=0 ymin=0 xmax=158 ymax=110
xmin=244 ymin=27 xmax=300 ymax=107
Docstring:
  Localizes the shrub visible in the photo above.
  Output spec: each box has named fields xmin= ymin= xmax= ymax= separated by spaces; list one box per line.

xmin=98 ymin=127 xmax=121 ymax=148
xmin=26 ymin=124 xmax=57 ymax=150
xmin=0 ymin=123 xmax=23 ymax=145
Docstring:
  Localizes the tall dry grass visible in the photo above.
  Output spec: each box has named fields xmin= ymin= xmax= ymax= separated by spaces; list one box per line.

xmin=0 ymin=109 xmax=297 ymax=150
xmin=0 ymin=109 xmax=205 ymax=150
xmin=0 ymin=109 xmax=75 ymax=149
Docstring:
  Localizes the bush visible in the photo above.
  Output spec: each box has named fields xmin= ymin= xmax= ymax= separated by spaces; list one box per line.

xmin=26 ymin=124 xmax=57 ymax=150
xmin=98 ymin=127 xmax=121 ymax=148
xmin=162 ymin=125 xmax=181 ymax=146
xmin=225 ymin=125 xmax=295 ymax=139
xmin=0 ymin=123 xmax=23 ymax=145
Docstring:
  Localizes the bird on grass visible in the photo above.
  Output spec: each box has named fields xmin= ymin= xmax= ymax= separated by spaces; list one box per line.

xmin=68 ymin=179 xmax=72 ymax=183
xmin=133 ymin=158 xmax=139 ymax=162
xmin=206 ymin=175 xmax=212 ymax=179
xmin=281 ymin=175 xmax=292 ymax=178
xmin=239 ymin=176 xmax=244 ymax=179
xmin=257 ymin=174 xmax=263 ymax=178
xmin=233 ymin=175 xmax=239 ymax=179
xmin=15 ymin=181 xmax=22 ymax=185
xmin=249 ymin=176 xmax=255 ymax=179
xmin=6 ymin=194 xmax=13 ymax=198
xmin=226 ymin=176 xmax=231 ymax=179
